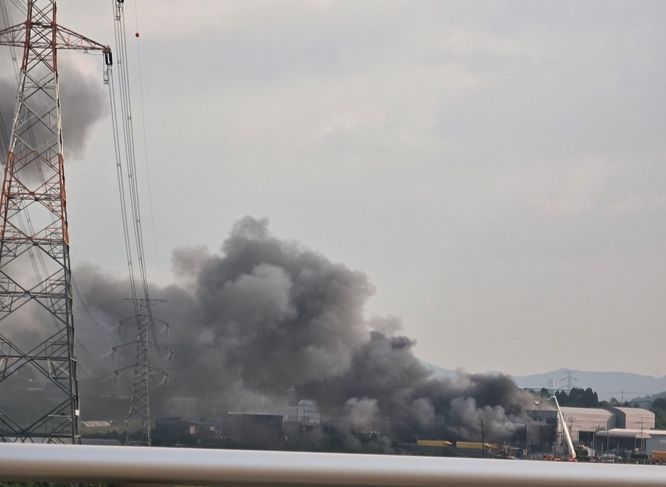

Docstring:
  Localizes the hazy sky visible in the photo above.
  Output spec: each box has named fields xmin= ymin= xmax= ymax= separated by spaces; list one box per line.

xmin=4 ymin=1 xmax=665 ymax=377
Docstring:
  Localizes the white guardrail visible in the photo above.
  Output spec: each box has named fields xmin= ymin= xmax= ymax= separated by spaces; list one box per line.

xmin=0 ymin=443 xmax=665 ymax=486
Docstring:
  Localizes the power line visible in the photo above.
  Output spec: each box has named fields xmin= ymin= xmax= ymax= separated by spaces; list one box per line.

xmin=132 ymin=0 xmax=161 ymax=272
xmin=107 ymin=0 xmax=170 ymax=447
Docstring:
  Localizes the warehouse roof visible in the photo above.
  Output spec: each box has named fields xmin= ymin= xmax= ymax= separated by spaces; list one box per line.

xmin=560 ymin=407 xmax=614 ymax=418
xmin=81 ymin=420 xmax=112 ymax=428
xmin=612 ymin=407 xmax=654 ymax=415
xmin=595 ymin=428 xmax=666 ymax=439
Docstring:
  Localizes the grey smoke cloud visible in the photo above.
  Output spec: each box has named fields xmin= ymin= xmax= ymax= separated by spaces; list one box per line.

xmin=0 ymin=65 xmax=105 ymax=160
xmin=0 ymin=77 xmax=16 ymax=156
xmin=59 ymin=66 xmax=107 ymax=159
xmin=74 ymin=216 xmax=533 ymax=442
xmin=345 ymin=397 xmax=379 ymax=428
xmin=449 ymin=397 xmax=520 ymax=440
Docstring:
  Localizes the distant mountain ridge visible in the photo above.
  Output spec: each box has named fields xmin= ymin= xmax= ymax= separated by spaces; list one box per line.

xmin=511 ymin=368 xmax=666 ymax=401
xmin=422 ymin=363 xmax=666 ymax=401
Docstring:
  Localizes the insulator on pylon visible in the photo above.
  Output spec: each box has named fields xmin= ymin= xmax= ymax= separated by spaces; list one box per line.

xmin=157 ymin=373 xmax=169 ymax=386
xmin=104 ymin=50 xmax=113 ymax=66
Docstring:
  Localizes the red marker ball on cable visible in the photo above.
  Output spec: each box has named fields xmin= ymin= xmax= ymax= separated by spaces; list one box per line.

xmin=135 ymin=32 xmax=140 ymax=38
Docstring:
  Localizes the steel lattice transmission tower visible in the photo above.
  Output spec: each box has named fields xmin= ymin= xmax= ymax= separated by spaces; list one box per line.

xmin=113 ymin=297 xmax=170 ymax=446
xmin=0 ymin=0 xmax=110 ymax=443
xmin=127 ymin=300 xmax=153 ymax=445
xmin=108 ymin=0 xmax=171 ymax=446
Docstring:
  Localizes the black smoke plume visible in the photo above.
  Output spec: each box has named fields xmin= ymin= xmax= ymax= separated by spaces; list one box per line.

xmin=74 ymin=217 xmax=533 ymax=444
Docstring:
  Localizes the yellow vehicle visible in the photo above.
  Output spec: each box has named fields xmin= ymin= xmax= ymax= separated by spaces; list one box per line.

xmin=416 ymin=440 xmax=453 ymax=448
xmin=456 ymin=441 xmax=496 ymax=450
xmin=651 ymin=451 xmax=666 ymax=462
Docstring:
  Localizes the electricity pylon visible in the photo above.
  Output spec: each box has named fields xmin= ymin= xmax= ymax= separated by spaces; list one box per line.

xmin=113 ymin=298 xmax=171 ymax=446
xmin=0 ymin=0 xmax=110 ymax=443
xmin=108 ymin=0 xmax=171 ymax=446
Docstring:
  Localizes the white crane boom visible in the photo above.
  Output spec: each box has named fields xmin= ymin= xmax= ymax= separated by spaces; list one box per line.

xmin=552 ymin=395 xmax=577 ymax=461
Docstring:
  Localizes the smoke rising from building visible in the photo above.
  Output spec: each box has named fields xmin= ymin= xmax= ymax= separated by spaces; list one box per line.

xmin=74 ymin=216 xmax=533 ymax=444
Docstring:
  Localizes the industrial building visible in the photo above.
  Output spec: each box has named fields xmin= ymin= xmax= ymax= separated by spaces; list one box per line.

xmin=558 ymin=406 xmax=655 ymax=444
xmin=152 ymin=413 xmax=289 ymax=449
xmin=148 ymin=401 xmax=664 ymax=460
xmin=80 ymin=420 xmax=115 ymax=435
xmin=226 ymin=412 xmax=286 ymax=449
xmin=151 ymin=400 xmax=324 ymax=450
xmin=527 ymin=403 xmax=665 ymax=457
xmin=272 ymin=400 xmax=322 ymax=426
xmin=152 ymin=417 xmax=226 ymax=447
xmin=612 ymin=407 xmax=656 ymax=430
xmin=558 ymin=407 xmax=618 ymax=444
xmin=525 ymin=408 xmax=558 ymax=452
xmin=593 ymin=429 xmax=666 ymax=454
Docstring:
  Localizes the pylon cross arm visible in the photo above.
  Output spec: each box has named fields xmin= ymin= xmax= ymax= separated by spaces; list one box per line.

xmin=53 ymin=24 xmax=110 ymax=55
xmin=0 ymin=22 xmax=24 ymax=46
xmin=0 ymin=22 xmax=111 ymax=62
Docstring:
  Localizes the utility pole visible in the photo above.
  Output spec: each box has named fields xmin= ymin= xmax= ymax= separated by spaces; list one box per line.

xmin=0 ymin=0 xmax=110 ymax=443
xmin=481 ymin=418 xmax=485 ymax=458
